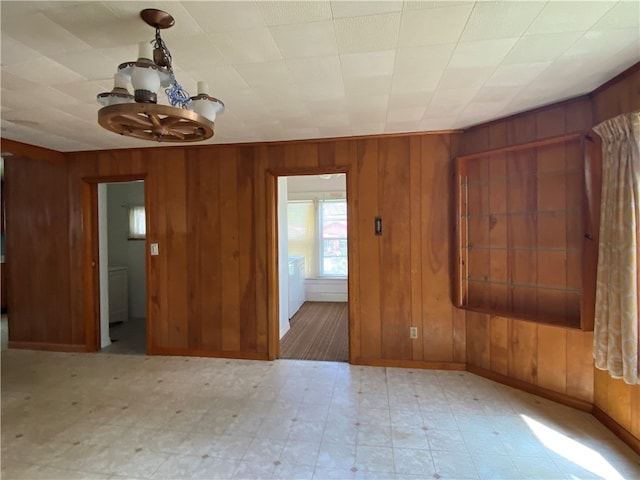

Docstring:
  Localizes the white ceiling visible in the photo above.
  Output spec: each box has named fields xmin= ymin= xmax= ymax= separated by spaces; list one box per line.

xmin=1 ymin=1 xmax=638 ymax=152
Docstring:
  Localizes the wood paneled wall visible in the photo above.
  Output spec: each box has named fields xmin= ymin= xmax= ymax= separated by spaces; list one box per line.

xmin=589 ymin=63 xmax=640 ymax=443
xmin=459 ymin=97 xmax=596 ymax=404
xmin=5 ymin=156 xmax=75 ymax=349
xmin=8 ymin=133 xmax=463 ymax=366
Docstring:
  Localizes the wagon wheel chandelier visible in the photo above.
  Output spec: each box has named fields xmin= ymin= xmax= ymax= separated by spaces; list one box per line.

xmin=97 ymin=9 xmax=224 ymax=143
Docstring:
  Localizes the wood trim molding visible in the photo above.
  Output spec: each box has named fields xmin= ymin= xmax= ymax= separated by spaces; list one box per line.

xmin=8 ymin=341 xmax=89 ymax=353
xmin=352 ymin=358 xmax=466 ymax=371
xmin=455 ymin=132 xmax=584 ymax=162
xmin=592 ymin=405 xmax=640 ymax=455
xmin=467 ymin=365 xmax=592 ymax=412
xmin=148 ymin=346 xmax=269 ymax=361
xmin=0 ymin=138 xmax=65 ymax=164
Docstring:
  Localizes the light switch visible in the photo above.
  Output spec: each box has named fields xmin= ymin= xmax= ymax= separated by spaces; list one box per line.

xmin=150 ymin=243 xmax=159 ymax=256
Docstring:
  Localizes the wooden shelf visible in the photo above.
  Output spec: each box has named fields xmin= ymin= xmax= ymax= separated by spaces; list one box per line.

xmin=454 ymin=133 xmax=599 ymax=331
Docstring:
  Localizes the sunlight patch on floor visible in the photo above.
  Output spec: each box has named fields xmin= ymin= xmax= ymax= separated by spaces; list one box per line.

xmin=522 ymin=414 xmax=624 ymax=480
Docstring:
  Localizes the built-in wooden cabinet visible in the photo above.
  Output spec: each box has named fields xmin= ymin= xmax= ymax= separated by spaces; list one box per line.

xmin=454 ymin=133 xmax=599 ymax=331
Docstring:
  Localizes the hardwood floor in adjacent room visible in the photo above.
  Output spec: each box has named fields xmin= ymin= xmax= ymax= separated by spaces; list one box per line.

xmin=280 ymin=302 xmax=348 ymax=362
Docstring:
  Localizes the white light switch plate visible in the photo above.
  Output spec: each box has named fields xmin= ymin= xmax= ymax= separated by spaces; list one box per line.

xmin=150 ymin=243 xmax=159 ymax=256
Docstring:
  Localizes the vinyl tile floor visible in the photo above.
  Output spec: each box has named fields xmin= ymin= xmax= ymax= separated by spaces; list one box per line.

xmin=1 ymin=343 xmax=639 ymax=479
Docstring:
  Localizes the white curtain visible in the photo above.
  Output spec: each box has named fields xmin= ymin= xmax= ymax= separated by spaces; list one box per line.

xmin=128 ymin=206 xmax=146 ymax=240
xmin=593 ymin=111 xmax=640 ymax=385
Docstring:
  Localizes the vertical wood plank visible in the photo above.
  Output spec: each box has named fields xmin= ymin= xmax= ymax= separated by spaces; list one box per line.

xmin=186 ymin=150 xmax=202 ymax=349
xmin=508 ymin=320 xmax=538 ymax=383
xmin=466 ymin=311 xmax=490 ymax=369
xmin=488 ymin=153 xmax=508 ymax=313
xmin=421 ymin=135 xmax=454 ymax=361
xmin=254 ymin=146 xmax=269 ymax=354
xmin=197 ymin=149 xmax=222 ymax=351
xmin=345 ymin=140 xmax=360 ymax=361
xmin=409 ymin=136 xmax=423 ymax=361
xmin=164 ymin=151 xmax=189 ymax=349
xmin=295 ymin=143 xmax=319 ymax=168
xmin=238 ymin=147 xmax=257 ymax=352
xmin=490 ymin=315 xmax=509 ymax=375
xmin=357 ymin=139 xmax=381 ymax=360
xmin=566 ymin=330 xmax=594 ymax=402
xmin=379 ymin=137 xmax=412 ymax=360
xmin=219 ymin=148 xmax=241 ymax=352
xmin=606 ymin=376 xmax=633 ymax=432
xmin=535 ymin=105 xmax=566 ymax=139
xmin=536 ymin=324 xmax=567 ymax=393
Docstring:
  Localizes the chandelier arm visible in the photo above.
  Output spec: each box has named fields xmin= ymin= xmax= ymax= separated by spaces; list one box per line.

xmin=161 ymin=116 xmax=183 ymax=129
xmin=118 ymin=112 xmax=153 ymax=128
xmin=164 ymin=129 xmax=187 ymax=141
xmin=148 ymin=112 xmax=163 ymax=131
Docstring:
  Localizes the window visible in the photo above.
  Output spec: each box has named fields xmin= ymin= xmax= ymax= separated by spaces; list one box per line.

xmin=320 ymin=200 xmax=347 ymax=276
xmin=287 ymin=199 xmax=347 ymax=277
xmin=128 ymin=206 xmax=146 ymax=240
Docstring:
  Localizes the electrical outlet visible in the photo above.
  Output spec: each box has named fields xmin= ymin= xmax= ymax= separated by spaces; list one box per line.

xmin=409 ymin=326 xmax=418 ymax=339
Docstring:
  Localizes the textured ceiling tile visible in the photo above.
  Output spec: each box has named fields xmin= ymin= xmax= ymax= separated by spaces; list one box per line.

xmin=1 ymin=0 xmax=639 ymax=150
xmin=3 ymin=57 xmax=87 ymax=85
xmin=0 ymin=37 xmax=42 ymax=66
xmin=473 ymin=85 xmax=522 ymax=104
xmin=1 ymin=11 xmax=91 ymax=55
xmin=428 ymin=87 xmax=479 ymax=115
xmin=187 ymin=65 xmax=251 ymax=96
xmin=330 ymin=1 xmax=403 ymax=18
xmin=156 ymin=34 xmax=226 ymax=70
xmin=485 ymin=62 xmax=551 ymax=87
xmin=183 ymin=2 xmax=266 ymax=32
xmin=346 ymin=94 xmax=389 ymax=112
xmin=449 ymin=37 xmax=519 ymax=68
xmin=340 ymin=50 xmax=396 ymax=78
xmin=593 ymin=0 xmax=640 ymax=30
xmin=390 ymin=70 xmax=444 ymax=94
xmin=405 ymin=1 xmax=474 ymax=11
xmin=398 ymin=4 xmax=474 ymax=47
xmin=270 ymin=20 xmax=337 ymax=58
xmin=55 ymin=79 xmax=113 ymax=103
xmin=526 ymin=1 xmax=615 ymax=35
xmin=258 ymin=1 xmax=332 ymax=25
xmin=437 ymin=66 xmax=497 ymax=90
xmin=503 ymin=32 xmax=583 ymax=65
xmin=286 ymin=55 xmax=343 ymax=83
xmin=49 ymin=49 xmax=124 ymax=82
xmin=1 ymin=72 xmax=41 ymax=92
xmin=394 ymin=44 xmax=455 ymax=75
xmin=211 ymin=28 xmax=282 ymax=64
xmin=386 ymin=106 xmax=426 ymax=123
xmin=385 ymin=120 xmax=420 ymax=133
xmin=390 ymin=91 xmax=433 ymax=109
xmin=351 ymin=122 xmax=386 ymax=136
xmin=104 ymin=2 xmax=204 ymax=36
xmin=564 ymin=28 xmax=640 ymax=58
xmin=334 ymin=13 xmax=401 ymax=54
xmin=286 ymin=56 xmax=345 ymax=100
xmin=460 ymin=1 xmax=546 ymax=42
xmin=344 ymin=74 xmax=392 ymax=96
xmin=419 ymin=116 xmax=458 ymax=131
xmin=349 ymin=109 xmax=388 ymax=123
xmin=41 ymin=2 xmax=147 ymax=49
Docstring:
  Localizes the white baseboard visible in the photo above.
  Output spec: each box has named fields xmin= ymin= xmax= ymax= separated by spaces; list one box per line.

xmin=305 ymin=278 xmax=348 ymax=302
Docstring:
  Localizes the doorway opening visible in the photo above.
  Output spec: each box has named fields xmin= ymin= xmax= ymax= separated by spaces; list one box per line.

xmin=277 ymin=174 xmax=349 ymax=362
xmin=97 ymin=180 xmax=147 ymax=355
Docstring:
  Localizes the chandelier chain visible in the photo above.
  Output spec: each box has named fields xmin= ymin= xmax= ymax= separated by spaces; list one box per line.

xmin=154 ymin=28 xmax=190 ymax=109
